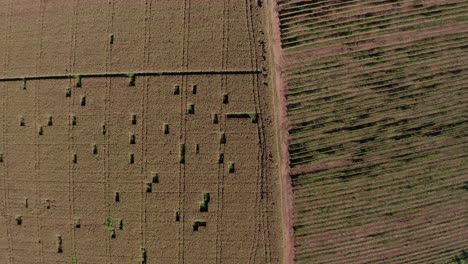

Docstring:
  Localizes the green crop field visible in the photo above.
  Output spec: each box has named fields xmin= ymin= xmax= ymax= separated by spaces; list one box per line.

xmin=276 ymin=0 xmax=468 ymax=263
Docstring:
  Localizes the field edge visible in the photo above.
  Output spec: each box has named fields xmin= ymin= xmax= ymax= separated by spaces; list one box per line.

xmin=264 ymin=2 xmax=295 ymax=264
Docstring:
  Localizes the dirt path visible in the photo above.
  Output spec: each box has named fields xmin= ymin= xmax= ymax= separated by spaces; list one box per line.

xmin=265 ymin=2 xmax=295 ymax=263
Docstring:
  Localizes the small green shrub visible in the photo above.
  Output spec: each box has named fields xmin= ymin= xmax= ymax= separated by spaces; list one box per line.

xmin=163 ymin=123 xmax=169 ymax=134
xmin=65 ymin=88 xmax=71 ymax=97
xmin=130 ymin=134 xmax=136 ymax=144
xmin=109 ymin=34 xmax=114 ymax=44
xmin=72 ymin=116 xmax=77 ymax=126
xmin=38 ymin=126 xmax=44 ymax=136
xmin=222 ymin=93 xmax=229 ymax=104
xmin=102 ymin=124 xmax=107 ymax=135
xmin=130 ymin=153 xmax=135 ymax=164
xmin=105 ymin=216 xmax=114 ymax=231
xmin=175 ymin=211 xmax=180 ymax=222
xmin=80 ymin=96 xmax=86 ymax=106
xmin=19 ymin=116 xmax=25 ymax=126
xmin=131 ymin=114 xmax=137 ymax=125
xmin=115 ymin=192 xmax=120 ymax=202
xmin=0 ymin=153 xmax=4 ymax=163
xmin=212 ymin=113 xmax=218 ymax=124
xmin=173 ymin=85 xmax=180 ymax=95
xmin=93 ymin=144 xmax=98 ymax=155
xmin=195 ymin=144 xmax=200 ymax=154
xmin=110 ymin=229 xmax=116 ymax=239
xmin=71 ymin=256 xmax=78 ymax=264
xmin=218 ymin=153 xmax=224 ymax=164
xmin=250 ymin=113 xmax=259 ymax=123
xmin=47 ymin=116 xmax=53 ymax=126
xmin=118 ymin=219 xmax=123 ymax=230
xmin=73 ymin=154 xmax=77 ymax=164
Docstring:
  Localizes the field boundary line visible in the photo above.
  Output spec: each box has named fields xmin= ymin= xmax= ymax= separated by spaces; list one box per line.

xmin=266 ymin=1 xmax=295 ymax=264
xmin=0 ymin=70 xmax=261 ymax=83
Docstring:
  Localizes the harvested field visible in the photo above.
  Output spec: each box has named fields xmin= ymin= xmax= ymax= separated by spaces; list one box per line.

xmin=273 ymin=0 xmax=468 ymax=263
xmin=0 ymin=1 xmax=282 ymax=264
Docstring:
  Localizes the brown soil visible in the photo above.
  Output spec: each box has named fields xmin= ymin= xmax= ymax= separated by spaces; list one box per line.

xmin=0 ymin=1 xmax=282 ymax=263
xmin=265 ymin=1 xmax=295 ymax=264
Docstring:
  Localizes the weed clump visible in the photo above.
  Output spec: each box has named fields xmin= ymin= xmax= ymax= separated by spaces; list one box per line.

xmin=199 ymin=201 xmax=208 ymax=212
xmin=175 ymin=211 xmax=180 ymax=222
xmin=179 ymin=144 xmax=185 ymax=164
xmin=131 ymin=114 xmax=137 ymax=125
xmin=200 ymin=192 xmax=210 ymax=212
xmin=15 ymin=215 xmax=22 ymax=225
xmin=47 ymin=116 xmax=53 ymax=126
xmin=250 ymin=113 xmax=259 ymax=123
xmin=57 ymin=235 xmax=63 ymax=253
xmin=19 ymin=116 xmax=25 ymax=126
xmin=130 ymin=134 xmax=136 ymax=144
xmin=187 ymin=103 xmax=195 ymax=114
xmin=80 ymin=96 xmax=86 ymax=106
xmin=146 ymin=183 xmax=152 ymax=193
xmin=220 ymin=133 xmax=226 ymax=144
xmin=141 ymin=248 xmax=147 ymax=264
xmin=193 ymin=221 xmax=207 ymax=231
xmin=130 ymin=153 xmax=135 ymax=164
xmin=115 ymin=192 xmax=120 ymax=202
xmin=128 ymin=73 xmax=136 ymax=86
xmin=75 ymin=75 xmax=82 ymax=88
xmin=212 ymin=113 xmax=218 ymax=124
xmin=163 ymin=123 xmax=169 ymax=134
xmin=173 ymin=85 xmax=180 ymax=95
xmin=38 ymin=126 xmax=44 ymax=136
xmin=222 ymin=93 xmax=229 ymax=104
xmin=152 ymin=174 xmax=159 ymax=183
xmin=105 ymin=216 xmax=113 ymax=231
xmin=65 ymin=88 xmax=71 ymax=97
xmin=93 ymin=144 xmax=98 ymax=154
xmin=74 ymin=218 xmax=81 ymax=229
xmin=192 ymin=84 xmax=197 ymax=94
xmin=229 ymin=162 xmax=235 ymax=173
xmin=218 ymin=153 xmax=224 ymax=164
